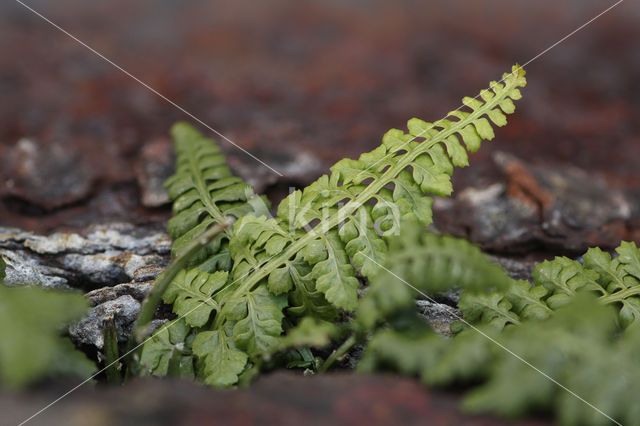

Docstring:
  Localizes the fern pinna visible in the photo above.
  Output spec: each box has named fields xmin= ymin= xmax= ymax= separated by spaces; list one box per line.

xmin=164 ymin=123 xmax=268 ymax=272
xmin=141 ymin=65 xmax=527 ymax=385
xmin=456 ymin=241 xmax=640 ymax=330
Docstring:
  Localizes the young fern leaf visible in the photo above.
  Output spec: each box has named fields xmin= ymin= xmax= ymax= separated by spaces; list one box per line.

xmin=157 ymin=66 xmax=526 ymax=386
xmin=458 ymin=241 xmax=640 ymax=330
xmin=165 ymin=122 xmax=269 ymax=271
xmin=139 ymin=319 xmax=196 ymax=379
xmin=188 ymin=66 xmax=527 ymax=381
xmin=143 ymin=124 xmax=270 ymax=382
xmin=162 ymin=270 xmax=228 ymax=327
xmin=356 ymin=220 xmax=512 ymax=331
xmin=226 ymin=286 xmax=288 ymax=357
xmin=192 ymin=329 xmax=248 ymax=387
xmin=223 ymin=65 xmax=526 ymax=320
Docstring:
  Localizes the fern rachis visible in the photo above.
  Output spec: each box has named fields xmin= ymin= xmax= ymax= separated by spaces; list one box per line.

xmin=223 ymin=66 xmax=526 ymax=309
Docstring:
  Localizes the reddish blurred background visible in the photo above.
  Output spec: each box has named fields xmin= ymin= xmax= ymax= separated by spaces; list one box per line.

xmin=1 ymin=0 xmax=638 ymax=232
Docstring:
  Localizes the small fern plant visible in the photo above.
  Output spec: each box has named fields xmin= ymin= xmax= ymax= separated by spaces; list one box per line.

xmin=456 ymin=241 xmax=640 ymax=330
xmin=140 ymin=65 xmax=527 ymax=386
xmin=358 ymin=241 xmax=640 ymax=426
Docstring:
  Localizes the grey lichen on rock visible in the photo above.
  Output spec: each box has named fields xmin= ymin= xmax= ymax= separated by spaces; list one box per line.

xmin=0 ymin=222 xmax=172 ymax=350
xmin=69 ymin=295 xmax=142 ymax=349
xmin=0 ymin=223 xmax=170 ymax=290
xmin=0 ymin=248 xmax=71 ymax=289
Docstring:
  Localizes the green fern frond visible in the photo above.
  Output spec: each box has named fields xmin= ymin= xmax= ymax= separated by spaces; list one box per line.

xmin=270 ymin=317 xmax=340 ymax=355
xmin=374 ymin=295 xmax=639 ymax=426
xmin=154 ymin=66 xmax=526 ymax=386
xmin=162 ymin=269 xmax=228 ymax=327
xmin=226 ymin=286 xmax=288 ymax=357
xmin=190 ymin=66 xmax=526 ymax=382
xmin=192 ymin=329 xmax=248 ymax=387
xmin=459 ymin=241 xmax=640 ymax=330
xmin=227 ymin=66 xmax=525 ymax=310
xmin=456 ymin=290 xmax=522 ymax=330
xmin=139 ymin=319 xmax=196 ymax=379
xmin=164 ymin=122 xmax=269 ymax=271
xmin=143 ymin=124 xmax=271 ymax=382
xmin=357 ymin=220 xmax=512 ymax=330
xmin=360 ymin=239 xmax=640 ymax=425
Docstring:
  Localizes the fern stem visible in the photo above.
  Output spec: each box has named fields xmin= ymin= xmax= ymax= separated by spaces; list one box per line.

xmin=319 ymin=334 xmax=356 ymax=373
xmin=103 ymin=316 xmax=121 ymax=385
xmin=135 ymin=220 xmax=232 ymax=342
xmin=218 ymin=74 xmax=521 ymax=313
xmin=599 ymin=287 xmax=640 ymax=304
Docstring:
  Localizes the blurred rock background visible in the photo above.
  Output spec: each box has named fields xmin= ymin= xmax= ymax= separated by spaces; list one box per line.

xmin=1 ymin=0 xmax=638 ymax=245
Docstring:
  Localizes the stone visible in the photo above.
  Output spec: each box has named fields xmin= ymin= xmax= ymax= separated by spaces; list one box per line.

xmin=61 ymin=252 xmax=164 ymax=287
xmin=489 ymin=255 xmax=537 ymax=282
xmin=416 ymin=300 xmax=461 ymax=337
xmin=1 ymin=138 xmax=96 ymax=209
xmin=85 ymin=282 xmax=154 ymax=307
xmin=69 ymin=295 xmax=142 ymax=349
xmin=0 ymin=223 xmax=170 ymax=290
xmin=0 ymin=248 xmax=70 ymax=289
xmin=434 ymin=152 xmax=635 ymax=254
xmin=135 ymin=139 xmax=174 ymax=208
xmin=0 ymin=223 xmax=171 ymax=350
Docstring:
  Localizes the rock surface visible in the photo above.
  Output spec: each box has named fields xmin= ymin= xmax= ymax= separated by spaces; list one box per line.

xmin=0 ymin=223 xmax=170 ymax=291
xmin=435 ymin=152 xmax=638 ymax=254
xmin=416 ymin=300 xmax=461 ymax=337
xmin=69 ymin=295 xmax=142 ymax=349
xmin=0 ymin=223 xmax=171 ymax=350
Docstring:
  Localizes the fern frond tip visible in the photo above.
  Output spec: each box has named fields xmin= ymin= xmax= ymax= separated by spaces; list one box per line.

xmin=170 ymin=121 xmax=202 ymax=142
xmin=506 ymin=64 xmax=527 ymax=88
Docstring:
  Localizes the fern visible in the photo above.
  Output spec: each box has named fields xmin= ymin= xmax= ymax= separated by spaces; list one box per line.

xmin=162 ymin=269 xmax=230 ymax=328
xmin=357 ymin=238 xmax=640 ymax=425
xmin=145 ymin=65 xmax=526 ymax=386
xmin=190 ymin=66 xmax=527 ymax=380
xmin=270 ymin=317 xmax=340 ymax=355
xmin=356 ymin=220 xmax=512 ymax=331
xmin=361 ymin=295 xmax=640 ymax=426
xmin=229 ymin=66 xmax=525 ymax=308
xmin=458 ymin=241 xmax=640 ymax=330
xmin=164 ymin=122 xmax=269 ymax=271
xmin=139 ymin=124 xmax=269 ymax=384
xmin=192 ymin=329 xmax=249 ymax=386
xmin=353 ymin=220 xmax=516 ymax=375
xmin=139 ymin=319 xmax=196 ymax=379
